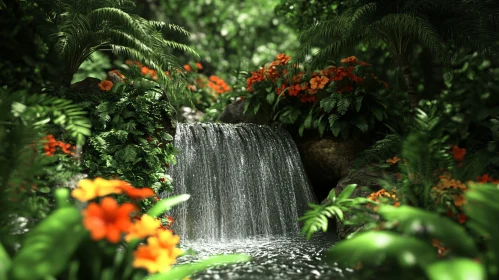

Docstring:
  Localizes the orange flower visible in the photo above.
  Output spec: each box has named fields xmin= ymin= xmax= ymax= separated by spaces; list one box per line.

xmin=133 ymin=230 xmax=183 ymax=273
xmin=276 ymin=53 xmax=291 ymax=65
xmin=125 ymin=214 xmax=162 ymax=242
xmin=141 ymin=66 xmax=150 ymax=75
xmin=196 ymin=62 xmax=203 ymax=69
xmin=386 ymin=156 xmax=400 ymax=165
xmin=183 ymin=64 xmax=191 ymax=72
xmin=341 ymin=56 xmax=357 ymax=64
xmin=83 ymin=197 xmax=137 ymax=243
xmin=71 ymin=177 xmax=128 ymax=202
xmin=451 ymin=145 xmax=466 ymax=162
xmin=119 ymin=185 xmax=155 ymax=200
xmin=98 ymin=80 xmax=114 ymax=91
xmin=309 ymin=76 xmax=329 ymax=89
xmin=453 ymin=194 xmax=466 ymax=207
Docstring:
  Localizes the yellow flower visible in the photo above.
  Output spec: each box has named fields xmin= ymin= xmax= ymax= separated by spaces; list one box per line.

xmin=125 ymin=214 xmax=162 ymax=242
xmin=71 ymin=177 xmax=127 ymax=202
xmin=133 ymin=230 xmax=183 ymax=273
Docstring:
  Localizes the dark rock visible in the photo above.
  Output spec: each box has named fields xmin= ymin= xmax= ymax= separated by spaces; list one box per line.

xmin=298 ymin=137 xmax=366 ymax=201
xmin=70 ymin=77 xmax=101 ymax=93
xmin=218 ymin=99 xmax=271 ymax=124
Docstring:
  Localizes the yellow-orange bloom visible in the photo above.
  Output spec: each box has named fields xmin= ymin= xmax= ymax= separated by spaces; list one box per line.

xmin=125 ymin=214 xmax=162 ymax=242
xmin=196 ymin=62 xmax=203 ymax=69
xmin=133 ymin=230 xmax=183 ymax=273
xmin=98 ymin=80 xmax=114 ymax=91
xmin=341 ymin=56 xmax=357 ymax=64
xmin=183 ymin=64 xmax=191 ymax=72
xmin=386 ymin=156 xmax=400 ymax=165
xmin=71 ymin=177 xmax=128 ymax=202
xmin=309 ymin=76 xmax=329 ymax=89
xmin=83 ymin=197 xmax=137 ymax=243
xmin=120 ymin=185 xmax=155 ymax=200
xmin=276 ymin=53 xmax=291 ymax=65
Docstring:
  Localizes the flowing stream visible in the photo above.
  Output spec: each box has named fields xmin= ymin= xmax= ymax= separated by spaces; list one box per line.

xmin=165 ymin=123 xmax=348 ymax=279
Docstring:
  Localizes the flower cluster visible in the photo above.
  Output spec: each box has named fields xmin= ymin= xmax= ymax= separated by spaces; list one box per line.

xmin=41 ymin=134 xmax=75 ymax=156
xmin=367 ymin=189 xmax=400 ymax=210
xmin=71 ymin=178 xmax=181 ymax=274
xmin=246 ymin=54 xmax=388 ymax=104
xmin=126 ymin=60 xmax=160 ymax=80
xmin=207 ymin=75 xmax=231 ymax=94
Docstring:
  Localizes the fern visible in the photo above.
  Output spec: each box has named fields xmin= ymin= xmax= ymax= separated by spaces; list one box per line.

xmin=43 ymin=0 xmax=197 ymax=85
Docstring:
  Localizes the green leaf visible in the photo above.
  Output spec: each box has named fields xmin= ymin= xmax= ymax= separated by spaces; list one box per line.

xmin=331 ymin=122 xmax=341 ymax=137
xmin=298 ymin=123 xmax=305 ymax=137
xmin=304 ymin=114 xmax=313 ymax=128
xmin=147 ymin=194 xmax=190 ymax=218
xmin=355 ymin=95 xmax=364 ymax=112
xmin=328 ymin=114 xmax=340 ymax=128
xmin=318 ymin=119 xmax=326 ymax=136
xmin=266 ymin=92 xmax=276 ymax=104
xmin=327 ymin=231 xmax=437 ymax=268
xmin=337 ymin=184 xmax=357 ymax=201
xmin=378 ymin=205 xmax=478 ymax=257
xmin=146 ymin=254 xmax=251 ymax=280
xmin=337 ymin=98 xmax=350 ymax=115
xmin=425 ymin=258 xmax=485 ymax=280
xmin=354 ymin=116 xmax=369 ymax=133
xmin=320 ymin=96 xmax=337 ymax=113
xmin=10 ymin=207 xmax=85 ymax=280
xmin=327 ymin=188 xmax=336 ymax=201
xmin=371 ymin=107 xmax=383 ymax=121
xmin=253 ymin=103 xmax=261 ymax=115
xmin=0 ymin=242 xmax=11 ymax=280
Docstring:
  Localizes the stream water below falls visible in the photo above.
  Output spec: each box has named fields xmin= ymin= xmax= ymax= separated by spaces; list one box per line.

xmin=166 ymin=123 xmax=348 ymax=279
xmin=177 ymin=235 xmax=352 ymax=280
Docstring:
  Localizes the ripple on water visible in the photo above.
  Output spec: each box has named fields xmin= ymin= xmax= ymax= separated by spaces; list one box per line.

xmin=177 ymin=234 xmax=352 ymax=280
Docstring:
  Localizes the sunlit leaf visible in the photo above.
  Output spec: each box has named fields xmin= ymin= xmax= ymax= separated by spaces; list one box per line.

xmin=9 ymin=207 xmax=85 ymax=280
xmin=147 ymin=194 xmax=190 ymax=218
xmin=378 ymin=205 xmax=478 ymax=257
xmin=327 ymin=231 xmax=437 ymax=268
xmin=146 ymin=254 xmax=251 ymax=280
xmin=425 ymin=258 xmax=485 ymax=280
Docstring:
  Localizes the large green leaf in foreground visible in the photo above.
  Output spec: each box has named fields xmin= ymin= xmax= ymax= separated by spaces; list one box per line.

xmin=147 ymin=254 xmax=251 ymax=280
xmin=327 ymin=231 xmax=436 ymax=268
xmin=9 ymin=207 xmax=85 ymax=280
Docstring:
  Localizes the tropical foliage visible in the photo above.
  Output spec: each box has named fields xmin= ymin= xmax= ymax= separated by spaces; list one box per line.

xmin=243 ymin=54 xmax=403 ymax=139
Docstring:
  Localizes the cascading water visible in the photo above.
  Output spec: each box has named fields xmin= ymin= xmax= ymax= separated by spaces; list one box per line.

xmin=165 ymin=123 xmax=348 ymax=279
xmin=168 ymin=123 xmax=316 ymax=241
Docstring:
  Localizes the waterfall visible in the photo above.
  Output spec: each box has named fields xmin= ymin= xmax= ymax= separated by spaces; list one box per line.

xmin=166 ymin=123 xmax=316 ymax=241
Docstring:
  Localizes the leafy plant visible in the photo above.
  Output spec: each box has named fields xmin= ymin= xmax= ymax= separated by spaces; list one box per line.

xmin=71 ymin=70 xmax=176 ymax=212
xmin=297 ymin=0 xmax=499 ymax=107
xmin=0 ymin=88 xmax=91 ymax=256
xmin=41 ymin=0 xmax=196 ymax=85
xmin=243 ymin=54 xmax=401 ymax=139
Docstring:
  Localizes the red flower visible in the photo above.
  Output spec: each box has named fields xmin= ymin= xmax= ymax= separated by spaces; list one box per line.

xmin=451 ymin=145 xmax=466 ymax=162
